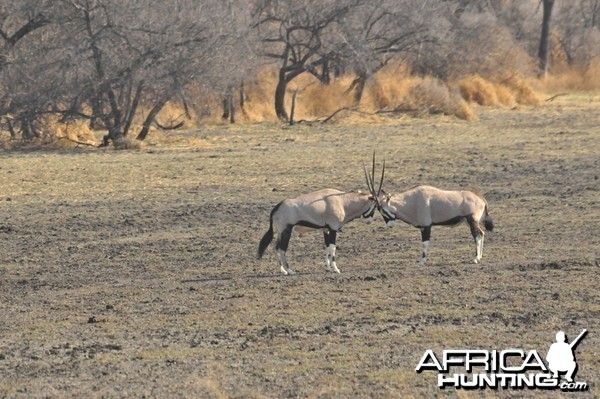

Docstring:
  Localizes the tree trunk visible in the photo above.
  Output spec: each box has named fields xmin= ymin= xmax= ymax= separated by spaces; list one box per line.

xmin=123 ymin=81 xmax=144 ymax=137
xmin=289 ymin=89 xmax=298 ymax=126
xmin=221 ymin=84 xmax=235 ymax=124
xmin=6 ymin=118 xmax=16 ymax=139
xmin=136 ymin=98 xmax=168 ymax=141
xmin=274 ymin=71 xmax=288 ymax=121
xmin=353 ymin=72 xmax=367 ymax=105
xmin=538 ymin=0 xmax=555 ymax=78
xmin=239 ymin=79 xmax=246 ymax=111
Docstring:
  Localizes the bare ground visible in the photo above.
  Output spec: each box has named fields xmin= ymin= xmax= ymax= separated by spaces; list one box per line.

xmin=0 ymin=94 xmax=599 ymax=398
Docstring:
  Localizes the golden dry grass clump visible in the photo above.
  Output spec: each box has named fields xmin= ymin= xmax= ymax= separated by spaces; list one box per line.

xmin=456 ymin=75 xmax=510 ymax=106
xmin=539 ymin=60 xmax=600 ymax=92
xmin=361 ymin=67 xmax=476 ymax=120
xmin=53 ymin=118 xmax=96 ymax=142
xmin=239 ymin=70 xmax=279 ymax=123
xmin=456 ymin=74 xmax=541 ymax=107
xmin=290 ymin=74 xmax=355 ymax=119
xmin=503 ymin=75 xmax=541 ymax=105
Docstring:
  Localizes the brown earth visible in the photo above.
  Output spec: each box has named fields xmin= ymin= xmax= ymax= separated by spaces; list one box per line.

xmin=0 ymin=94 xmax=598 ymax=398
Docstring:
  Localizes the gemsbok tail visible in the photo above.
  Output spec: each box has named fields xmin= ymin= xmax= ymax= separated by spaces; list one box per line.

xmin=483 ymin=205 xmax=494 ymax=232
xmin=257 ymin=201 xmax=283 ymax=259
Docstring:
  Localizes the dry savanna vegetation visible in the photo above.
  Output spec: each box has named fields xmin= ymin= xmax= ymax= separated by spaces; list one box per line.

xmin=0 ymin=0 xmax=599 ymax=146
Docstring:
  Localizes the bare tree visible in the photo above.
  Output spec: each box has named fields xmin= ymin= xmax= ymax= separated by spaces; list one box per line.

xmin=0 ymin=0 xmax=249 ymax=143
xmin=0 ymin=1 xmax=55 ymax=140
xmin=552 ymin=0 xmax=600 ymax=67
xmin=252 ymin=0 xmax=355 ymax=121
xmin=337 ymin=0 xmax=440 ymax=103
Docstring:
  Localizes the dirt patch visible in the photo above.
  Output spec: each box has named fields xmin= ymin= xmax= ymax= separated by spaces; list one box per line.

xmin=0 ymin=94 xmax=598 ymax=398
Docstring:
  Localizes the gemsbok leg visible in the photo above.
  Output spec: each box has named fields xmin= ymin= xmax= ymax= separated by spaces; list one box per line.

xmin=276 ymin=225 xmax=296 ymax=275
xmin=323 ymin=230 xmax=332 ymax=272
xmin=323 ymin=229 xmax=340 ymax=273
xmin=419 ymin=226 xmax=431 ymax=265
xmin=466 ymin=215 xmax=485 ymax=263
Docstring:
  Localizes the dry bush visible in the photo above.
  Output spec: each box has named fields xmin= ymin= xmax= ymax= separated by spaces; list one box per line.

xmin=502 ymin=75 xmax=541 ymax=105
xmin=456 ymin=74 xmax=541 ymax=107
xmin=409 ymin=77 xmax=476 ymax=120
xmin=457 ymin=75 xmax=517 ymax=107
xmin=360 ymin=65 xmax=413 ymax=111
xmin=53 ymin=118 xmax=97 ymax=145
xmin=457 ymin=75 xmax=505 ymax=106
xmin=360 ymin=67 xmax=475 ymax=120
xmin=539 ymin=61 xmax=600 ymax=93
xmin=241 ymin=70 xmax=279 ymax=123
xmin=291 ymin=74 xmax=355 ymax=120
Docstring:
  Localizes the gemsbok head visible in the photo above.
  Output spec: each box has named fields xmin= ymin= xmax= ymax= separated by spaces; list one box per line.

xmin=364 ymin=155 xmax=494 ymax=264
xmin=257 ymin=186 xmax=377 ymax=275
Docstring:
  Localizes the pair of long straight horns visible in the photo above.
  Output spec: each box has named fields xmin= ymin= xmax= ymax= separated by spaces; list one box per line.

xmin=363 ymin=152 xmax=385 ymax=201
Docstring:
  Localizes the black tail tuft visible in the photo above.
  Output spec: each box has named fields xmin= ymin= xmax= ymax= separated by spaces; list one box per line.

xmin=257 ymin=227 xmax=273 ymax=259
xmin=484 ymin=207 xmax=494 ymax=232
xmin=257 ymin=201 xmax=283 ymax=259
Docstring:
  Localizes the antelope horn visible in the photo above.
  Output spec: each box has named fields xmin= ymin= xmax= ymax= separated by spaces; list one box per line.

xmin=363 ymin=162 xmax=375 ymax=195
xmin=371 ymin=151 xmax=376 ymax=197
xmin=377 ymin=159 xmax=385 ymax=197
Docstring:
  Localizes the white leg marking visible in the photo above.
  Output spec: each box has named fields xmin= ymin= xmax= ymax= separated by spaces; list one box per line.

xmin=329 ymin=244 xmax=340 ymax=273
xmin=474 ymin=235 xmax=483 ymax=263
xmin=419 ymin=240 xmax=430 ymax=265
xmin=324 ymin=245 xmax=332 ymax=272
xmin=277 ymin=249 xmax=296 ymax=275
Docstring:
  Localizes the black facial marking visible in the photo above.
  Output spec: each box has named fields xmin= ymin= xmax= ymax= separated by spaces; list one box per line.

xmin=362 ymin=202 xmax=377 ymax=219
xmin=381 ymin=208 xmax=396 ymax=223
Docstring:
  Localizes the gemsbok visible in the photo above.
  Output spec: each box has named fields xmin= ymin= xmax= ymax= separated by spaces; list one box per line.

xmin=364 ymin=156 xmax=494 ymax=264
xmin=257 ymin=188 xmax=377 ymax=275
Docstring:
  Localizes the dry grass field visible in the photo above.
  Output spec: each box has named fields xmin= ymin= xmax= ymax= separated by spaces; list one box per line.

xmin=0 ymin=94 xmax=598 ymax=398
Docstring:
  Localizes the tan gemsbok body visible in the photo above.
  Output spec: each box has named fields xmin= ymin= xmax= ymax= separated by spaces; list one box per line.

xmin=257 ymin=189 xmax=377 ymax=275
xmin=365 ymin=157 xmax=494 ymax=264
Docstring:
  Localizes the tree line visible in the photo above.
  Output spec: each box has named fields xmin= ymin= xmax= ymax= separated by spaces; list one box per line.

xmin=0 ymin=0 xmax=598 ymax=144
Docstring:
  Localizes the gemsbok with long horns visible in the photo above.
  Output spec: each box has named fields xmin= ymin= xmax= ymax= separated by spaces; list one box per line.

xmin=364 ymin=156 xmax=494 ymax=264
xmin=257 ymin=188 xmax=377 ymax=275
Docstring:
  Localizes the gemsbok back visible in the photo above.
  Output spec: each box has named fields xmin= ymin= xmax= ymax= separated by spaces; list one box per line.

xmin=257 ymin=188 xmax=377 ymax=275
xmin=364 ymin=157 xmax=494 ymax=264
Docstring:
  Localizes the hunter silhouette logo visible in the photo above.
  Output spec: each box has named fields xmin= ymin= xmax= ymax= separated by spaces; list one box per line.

xmin=546 ymin=329 xmax=587 ymax=383
xmin=415 ymin=329 xmax=588 ymax=391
